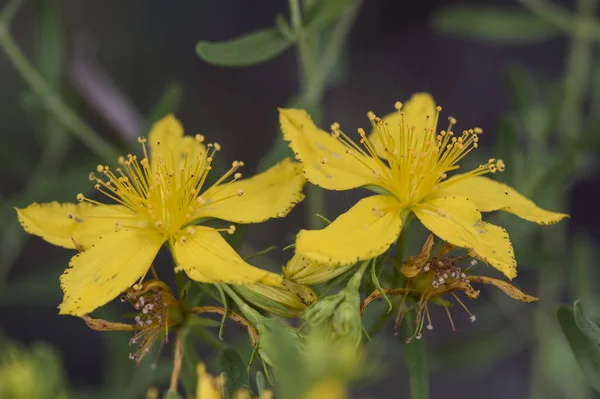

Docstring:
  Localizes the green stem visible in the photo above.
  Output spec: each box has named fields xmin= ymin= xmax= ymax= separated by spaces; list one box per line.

xmin=288 ymin=0 xmax=362 ymax=228
xmin=0 ymin=32 xmax=120 ymax=161
xmin=561 ymin=0 xmax=597 ymax=139
xmin=400 ymin=309 xmax=429 ymax=399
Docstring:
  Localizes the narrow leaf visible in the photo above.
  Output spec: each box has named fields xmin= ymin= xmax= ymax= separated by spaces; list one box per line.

xmin=221 ymin=348 xmax=250 ymax=398
xmin=196 ymin=28 xmax=292 ymax=67
xmin=557 ymin=305 xmax=600 ymax=393
xmin=304 ymin=0 xmax=353 ymax=33
xmin=432 ymin=5 xmax=561 ymax=44
xmin=574 ymin=300 xmax=600 ymax=346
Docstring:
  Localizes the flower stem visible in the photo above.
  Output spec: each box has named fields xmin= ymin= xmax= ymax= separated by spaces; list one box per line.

xmin=0 ymin=2 xmax=120 ymax=161
xmin=561 ymin=0 xmax=597 ymax=139
xmin=168 ymin=329 xmax=184 ymax=393
xmin=287 ymin=0 xmax=362 ymax=228
xmin=400 ymin=310 xmax=429 ymax=399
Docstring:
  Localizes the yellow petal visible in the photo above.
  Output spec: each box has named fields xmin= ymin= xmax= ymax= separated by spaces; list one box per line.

xmin=468 ymin=275 xmax=538 ymax=302
xmin=173 ymin=227 xmax=282 ymax=286
xmin=415 ymin=196 xmax=517 ymax=279
xmin=279 ymin=108 xmax=389 ymax=191
xmin=147 ymin=114 xmax=206 ymax=175
xmin=413 ymin=196 xmax=480 ymax=249
xmin=59 ymin=228 xmax=165 ymax=316
xmin=194 ymin=158 xmax=306 ymax=223
xmin=283 ymin=253 xmax=356 ymax=285
xmin=71 ymin=204 xmax=135 ymax=250
xmin=440 ymin=175 xmax=568 ymax=224
xmin=468 ymin=221 xmax=517 ymax=280
xmin=368 ymin=92 xmax=437 ymax=159
xmin=296 ymin=195 xmax=403 ymax=265
xmin=16 ymin=202 xmax=129 ymax=250
xmin=196 ymin=363 xmax=223 ymax=399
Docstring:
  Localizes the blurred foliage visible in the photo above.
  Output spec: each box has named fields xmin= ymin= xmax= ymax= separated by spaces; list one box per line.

xmin=1 ymin=0 xmax=600 ymax=398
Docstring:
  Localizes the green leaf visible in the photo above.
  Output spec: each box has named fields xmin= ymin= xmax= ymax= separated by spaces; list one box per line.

xmin=400 ymin=310 xmax=429 ymax=399
xmin=304 ymin=0 xmax=353 ymax=33
xmin=221 ymin=348 xmax=250 ymax=399
xmin=196 ymin=28 xmax=293 ymax=67
xmin=574 ymin=300 xmax=600 ymax=346
xmin=432 ymin=5 xmax=561 ymax=44
xmin=557 ymin=305 xmax=600 ymax=393
xmin=164 ymin=392 xmax=184 ymax=399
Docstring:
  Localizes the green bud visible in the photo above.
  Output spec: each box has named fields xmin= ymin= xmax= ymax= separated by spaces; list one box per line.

xmin=302 ymin=269 xmax=364 ymax=346
xmin=0 ymin=339 xmax=70 ymax=399
xmin=234 ymin=279 xmax=317 ymax=317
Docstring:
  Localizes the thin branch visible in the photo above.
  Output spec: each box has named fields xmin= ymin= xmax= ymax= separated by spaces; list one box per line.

xmin=191 ymin=305 xmax=259 ymax=346
xmin=168 ymin=329 xmax=184 ymax=393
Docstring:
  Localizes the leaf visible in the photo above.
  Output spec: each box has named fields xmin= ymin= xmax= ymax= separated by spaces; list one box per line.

xmin=164 ymin=392 xmax=184 ymax=399
xmin=304 ymin=0 xmax=353 ymax=33
xmin=221 ymin=348 xmax=250 ymax=399
xmin=196 ymin=28 xmax=293 ymax=67
xmin=574 ymin=300 xmax=600 ymax=346
xmin=432 ymin=5 xmax=561 ymax=44
xmin=400 ymin=310 xmax=429 ymax=399
xmin=557 ymin=305 xmax=600 ymax=393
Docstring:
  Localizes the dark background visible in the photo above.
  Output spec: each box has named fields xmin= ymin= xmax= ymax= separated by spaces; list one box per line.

xmin=1 ymin=0 xmax=598 ymax=398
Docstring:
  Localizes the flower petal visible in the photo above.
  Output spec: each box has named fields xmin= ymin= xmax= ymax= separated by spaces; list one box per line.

xmin=413 ymin=196 xmax=480 ymax=249
xmin=173 ymin=227 xmax=282 ymax=286
xmin=147 ymin=114 xmax=206 ymax=175
xmin=59 ymin=229 xmax=165 ymax=316
xmin=468 ymin=275 xmax=538 ymax=302
xmin=296 ymin=195 xmax=403 ymax=265
xmin=468 ymin=221 xmax=517 ymax=280
xmin=368 ymin=92 xmax=437 ymax=159
xmin=194 ymin=158 xmax=305 ymax=223
xmin=16 ymin=202 xmax=129 ymax=250
xmin=414 ymin=196 xmax=517 ymax=279
xmin=279 ymin=108 xmax=389 ymax=191
xmin=440 ymin=175 xmax=568 ymax=224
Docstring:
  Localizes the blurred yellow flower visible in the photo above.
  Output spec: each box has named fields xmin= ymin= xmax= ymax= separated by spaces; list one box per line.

xmin=16 ymin=115 xmax=306 ymax=316
xmin=196 ymin=363 xmax=273 ymax=399
xmin=279 ymin=93 xmax=568 ymax=279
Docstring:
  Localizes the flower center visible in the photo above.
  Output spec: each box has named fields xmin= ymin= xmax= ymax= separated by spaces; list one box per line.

xmin=329 ymin=102 xmax=505 ymax=206
xmin=77 ymin=136 xmax=245 ymax=236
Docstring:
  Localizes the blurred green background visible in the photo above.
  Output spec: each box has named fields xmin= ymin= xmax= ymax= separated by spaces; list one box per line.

xmin=1 ymin=0 xmax=599 ymax=398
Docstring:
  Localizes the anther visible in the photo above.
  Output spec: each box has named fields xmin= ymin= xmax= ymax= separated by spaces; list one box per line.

xmin=234 ymin=172 xmax=242 ymax=179
xmin=394 ymin=101 xmax=402 ymax=110
xmin=186 ymin=227 xmax=195 ymax=235
xmin=213 ymin=143 xmax=222 ymax=151
xmin=227 ymin=225 xmax=236 ymax=234
xmin=237 ymin=189 xmax=244 ymax=196
xmin=137 ymin=137 xmax=147 ymax=143
xmin=470 ymin=315 xmax=477 ymax=323
xmin=195 ymin=134 xmax=205 ymax=143
xmin=76 ymin=193 xmax=85 ymax=202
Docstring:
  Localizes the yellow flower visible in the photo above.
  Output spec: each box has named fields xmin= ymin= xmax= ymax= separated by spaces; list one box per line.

xmin=16 ymin=115 xmax=306 ymax=316
xmin=196 ymin=363 xmax=273 ymax=399
xmin=279 ymin=93 xmax=568 ymax=279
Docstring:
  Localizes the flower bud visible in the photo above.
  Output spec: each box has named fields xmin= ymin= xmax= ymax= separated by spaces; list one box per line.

xmin=302 ymin=270 xmax=363 ymax=346
xmin=233 ymin=278 xmax=317 ymax=317
xmin=283 ymin=253 xmax=355 ymax=285
xmin=0 ymin=339 xmax=69 ymax=399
